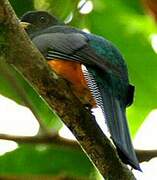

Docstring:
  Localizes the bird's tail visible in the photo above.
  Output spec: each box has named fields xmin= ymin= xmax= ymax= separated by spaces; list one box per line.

xmin=84 ymin=67 xmax=141 ymax=171
xmin=99 ymin=90 xmax=141 ymax=171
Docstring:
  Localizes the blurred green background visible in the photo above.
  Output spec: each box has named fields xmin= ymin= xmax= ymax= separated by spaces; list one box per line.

xmin=0 ymin=0 xmax=157 ymax=179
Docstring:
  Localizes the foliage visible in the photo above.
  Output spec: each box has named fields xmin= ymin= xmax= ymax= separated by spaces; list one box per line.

xmin=0 ymin=0 xmax=157 ymax=178
xmin=0 ymin=144 xmax=95 ymax=178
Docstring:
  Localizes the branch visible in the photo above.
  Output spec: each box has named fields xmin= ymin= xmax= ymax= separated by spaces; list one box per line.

xmin=136 ymin=149 xmax=157 ymax=162
xmin=0 ymin=133 xmax=78 ymax=148
xmin=0 ymin=1 xmax=136 ymax=179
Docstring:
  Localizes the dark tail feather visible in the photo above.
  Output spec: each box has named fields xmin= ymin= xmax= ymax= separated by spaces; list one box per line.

xmin=100 ymin=90 xmax=141 ymax=170
xmin=83 ymin=67 xmax=141 ymax=170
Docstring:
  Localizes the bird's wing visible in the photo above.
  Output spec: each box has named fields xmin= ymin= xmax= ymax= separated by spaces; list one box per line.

xmin=32 ymin=32 xmax=120 ymax=76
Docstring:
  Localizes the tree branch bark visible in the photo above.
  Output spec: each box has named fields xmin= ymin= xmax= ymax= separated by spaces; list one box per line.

xmin=0 ymin=133 xmax=79 ymax=148
xmin=0 ymin=0 xmax=136 ymax=179
xmin=136 ymin=149 xmax=157 ymax=162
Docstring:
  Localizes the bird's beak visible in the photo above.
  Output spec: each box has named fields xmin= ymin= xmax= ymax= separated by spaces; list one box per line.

xmin=20 ymin=22 xmax=31 ymax=30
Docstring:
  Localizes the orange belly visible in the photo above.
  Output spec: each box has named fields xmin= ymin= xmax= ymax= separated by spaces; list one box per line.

xmin=48 ymin=59 xmax=96 ymax=107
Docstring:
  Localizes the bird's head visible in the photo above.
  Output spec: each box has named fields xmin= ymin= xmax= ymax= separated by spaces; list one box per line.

xmin=20 ymin=11 xmax=63 ymax=36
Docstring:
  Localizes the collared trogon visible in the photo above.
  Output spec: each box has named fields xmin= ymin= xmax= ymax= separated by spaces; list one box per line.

xmin=20 ymin=11 xmax=141 ymax=171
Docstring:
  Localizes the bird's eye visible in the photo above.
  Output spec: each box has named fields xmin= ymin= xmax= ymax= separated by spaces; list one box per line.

xmin=39 ymin=16 xmax=47 ymax=23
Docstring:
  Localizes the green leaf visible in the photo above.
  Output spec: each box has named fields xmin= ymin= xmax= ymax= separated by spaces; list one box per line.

xmin=0 ymin=144 xmax=97 ymax=179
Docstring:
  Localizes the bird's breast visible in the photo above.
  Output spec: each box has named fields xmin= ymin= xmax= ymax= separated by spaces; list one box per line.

xmin=47 ymin=59 xmax=96 ymax=107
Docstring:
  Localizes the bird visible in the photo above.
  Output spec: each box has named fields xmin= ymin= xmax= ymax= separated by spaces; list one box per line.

xmin=20 ymin=11 xmax=141 ymax=171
